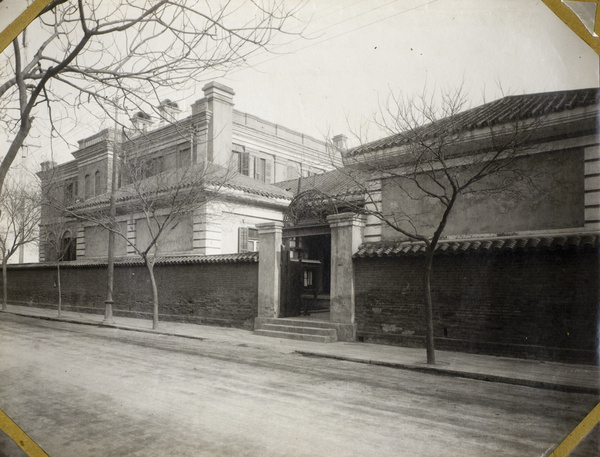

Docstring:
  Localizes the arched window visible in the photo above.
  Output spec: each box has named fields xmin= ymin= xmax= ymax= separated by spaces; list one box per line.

xmin=45 ymin=232 xmax=57 ymax=262
xmin=84 ymin=174 xmax=91 ymax=199
xmin=61 ymin=231 xmax=76 ymax=261
xmin=94 ymin=171 xmax=101 ymax=196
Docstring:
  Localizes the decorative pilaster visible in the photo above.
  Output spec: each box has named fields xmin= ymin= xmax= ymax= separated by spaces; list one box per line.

xmin=584 ymin=145 xmax=600 ymax=229
xmin=363 ymin=178 xmax=383 ymax=242
xmin=192 ymin=204 xmax=222 ymax=255
xmin=126 ymin=219 xmax=136 ymax=256
xmin=38 ymin=226 xmax=47 ymax=262
xmin=76 ymin=226 xmax=85 ymax=258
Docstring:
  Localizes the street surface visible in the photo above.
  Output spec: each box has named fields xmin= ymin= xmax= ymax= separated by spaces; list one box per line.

xmin=0 ymin=313 xmax=598 ymax=457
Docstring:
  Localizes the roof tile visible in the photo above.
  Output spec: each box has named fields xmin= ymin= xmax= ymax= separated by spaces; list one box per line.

xmin=355 ymin=233 xmax=600 ymax=258
xmin=349 ymin=87 xmax=599 ymax=156
xmin=12 ymin=252 xmax=258 ymax=269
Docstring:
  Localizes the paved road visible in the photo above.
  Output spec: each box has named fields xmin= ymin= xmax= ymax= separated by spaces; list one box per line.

xmin=0 ymin=314 xmax=597 ymax=457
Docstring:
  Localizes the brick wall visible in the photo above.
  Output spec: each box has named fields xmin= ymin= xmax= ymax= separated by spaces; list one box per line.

xmin=4 ymin=261 xmax=258 ymax=329
xmin=355 ymin=249 xmax=599 ymax=363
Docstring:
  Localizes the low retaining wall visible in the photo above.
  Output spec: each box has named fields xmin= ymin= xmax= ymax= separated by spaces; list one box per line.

xmin=354 ymin=249 xmax=599 ymax=364
xmin=3 ymin=256 xmax=259 ymax=329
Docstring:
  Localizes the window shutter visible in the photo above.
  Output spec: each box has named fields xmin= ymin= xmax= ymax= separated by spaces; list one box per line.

xmin=240 ymin=152 xmax=250 ymax=176
xmin=238 ymin=227 xmax=249 ymax=253
xmin=253 ymin=156 xmax=260 ymax=180
xmin=265 ymin=160 xmax=272 ymax=183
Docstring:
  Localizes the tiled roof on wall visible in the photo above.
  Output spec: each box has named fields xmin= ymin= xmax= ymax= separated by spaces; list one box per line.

xmin=355 ymin=233 xmax=600 ymax=258
xmin=224 ymin=172 xmax=292 ymax=199
xmin=275 ymin=168 xmax=372 ymax=198
xmin=12 ymin=252 xmax=258 ymax=269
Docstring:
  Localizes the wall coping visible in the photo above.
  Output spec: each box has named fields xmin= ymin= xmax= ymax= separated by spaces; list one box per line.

xmin=355 ymin=231 xmax=600 ymax=258
xmin=7 ymin=252 xmax=259 ymax=270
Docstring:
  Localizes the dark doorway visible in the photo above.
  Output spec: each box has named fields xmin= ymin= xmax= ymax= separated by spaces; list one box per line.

xmin=280 ymin=234 xmax=331 ymax=317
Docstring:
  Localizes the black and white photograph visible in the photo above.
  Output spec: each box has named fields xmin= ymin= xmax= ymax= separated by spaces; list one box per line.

xmin=0 ymin=0 xmax=598 ymax=456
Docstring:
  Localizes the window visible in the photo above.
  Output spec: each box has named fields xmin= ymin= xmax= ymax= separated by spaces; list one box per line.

xmin=94 ymin=171 xmax=101 ymax=196
xmin=143 ymin=156 xmax=163 ymax=178
xmin=232 ymin=144 xmax=249 ymax=176
xmin=64 ymin=180 xmax=77 ymax=204
xmin=303 ymin=270 xmax=313 ymax=287
xmin=254 ymin=157 xmax=265 ymax=182
xmin=238 ymin=151 xmax=250 ymax=176
xmin=238 ymin=227 xmax=259 ymax=252
xmin=178 ymin=143 xmax=195 ymax=168
xmin=84 ymin=174 xmax=92 ymax=199
xmin=60 ymin=231 xmax=76 ymax=261
xmin=45 ymin=232 xmax=56 ymax=262
xmin=232 ymin=146 xmax=272 ymax=182
xmin=253 ymin=156 xmax=272 ymax=183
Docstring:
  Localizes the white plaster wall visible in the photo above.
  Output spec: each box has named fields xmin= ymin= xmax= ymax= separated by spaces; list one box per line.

xmin=219 ymin=203 xmax=284 ymax=254
xmin=135 ymin=213 xmax=193 ymax=255
xmin=84 ymin=222 xmax=127 ymax=258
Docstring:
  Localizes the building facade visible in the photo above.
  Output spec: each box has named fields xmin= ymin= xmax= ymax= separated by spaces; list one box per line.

xmin=20 ymin=86 xmax=600 ymax=362
xmin=38 ymin=82 xmax=341 ymax=262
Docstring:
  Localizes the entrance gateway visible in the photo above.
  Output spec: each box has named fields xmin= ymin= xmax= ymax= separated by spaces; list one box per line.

xmin=254 ymin=190 xmax=366 ymax=342
xmin=280 ymin=229 xmax=331 ymax=318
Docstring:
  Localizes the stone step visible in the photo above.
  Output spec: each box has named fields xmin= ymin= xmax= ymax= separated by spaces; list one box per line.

xmin=260 ymin=318 xmax=336 ymax=330
xmin=260 ymin=323 xmax=337 ymax=338
xmin=254 ymin=329 xmax=336 ymax=343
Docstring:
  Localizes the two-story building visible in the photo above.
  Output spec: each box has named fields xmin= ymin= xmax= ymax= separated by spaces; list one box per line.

xmin=38 ymin=82 xmax=341 ymax=262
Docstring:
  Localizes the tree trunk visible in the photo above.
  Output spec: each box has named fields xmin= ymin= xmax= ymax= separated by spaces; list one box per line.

xmin=422 ymin=194 xmax=457 ymax=365
xmin=57 ymin=260 xmax=62 ymax=318
xmin=2 ymin=257 xmax=7 ymax=311
xmin=145 ymin=258 xmax=159 ymax=330
xmin=423 ymin=252 xmax=435 ymax=365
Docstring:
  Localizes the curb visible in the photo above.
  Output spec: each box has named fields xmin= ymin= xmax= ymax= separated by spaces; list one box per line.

xmin=3 ymin=310 xmax=598 ymax=395
xmin=295 ymin=351 xmax=600 ymax=395
xmin=2 ymin=311 xmax=206 ymax=342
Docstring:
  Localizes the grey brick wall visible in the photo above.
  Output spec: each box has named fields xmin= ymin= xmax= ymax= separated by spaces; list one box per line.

xmin=354 ymin=249 xmax=599 ymax=363
xmin=4 ymin=261 xmax=258 ymax=329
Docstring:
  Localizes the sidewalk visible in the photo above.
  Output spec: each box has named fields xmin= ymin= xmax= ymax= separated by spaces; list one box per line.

xmin=2 ymin=304 xmax=599 ymax=395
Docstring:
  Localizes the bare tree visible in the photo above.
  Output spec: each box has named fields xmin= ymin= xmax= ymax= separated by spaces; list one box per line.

xmin=51 ymin=133 xmax=237 ymax=329
xmin=326 ymin=87 xmax=546 ymax=364
xmin=39 ymin=204 xmax=77 ymax=318
xmin=0 ymin=179 xmax=42 ymax=310
xmin=0 ymin=0 xmax=304 ymax=195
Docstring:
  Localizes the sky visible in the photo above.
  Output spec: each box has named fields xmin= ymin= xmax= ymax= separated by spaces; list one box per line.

xmin=4 ymin=0 xmax=600 ymax=165
xmin=217 ymin=0 xmax=598 ymax=143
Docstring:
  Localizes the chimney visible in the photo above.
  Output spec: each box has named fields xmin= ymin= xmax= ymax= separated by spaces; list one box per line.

xmin=40 ymin=161 xmax=57 ymax=172
xmin=202 ymin=82 xmax=235 ymax=166
xmin=131 ymin=111 xmax=153 ymax=133
xmin=332 ymin=134 xmax=348 ymax=151
xmin=158 ymin=99 xmax=181 ymax=125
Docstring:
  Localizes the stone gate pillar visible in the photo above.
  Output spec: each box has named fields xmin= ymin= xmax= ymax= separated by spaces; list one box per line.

xmin=327 ymin=213 xmax=365 ymax=340
xmin=256 ymin=221 xmax=283 ymax=320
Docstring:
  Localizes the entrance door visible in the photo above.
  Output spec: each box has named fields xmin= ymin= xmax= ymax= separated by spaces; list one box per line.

xmin=280 ymin=234 xmax=331 ymax=317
